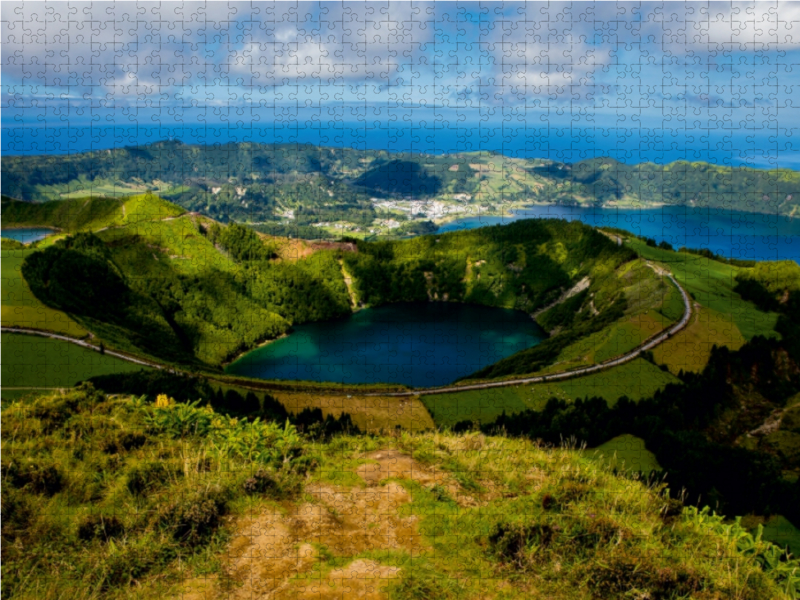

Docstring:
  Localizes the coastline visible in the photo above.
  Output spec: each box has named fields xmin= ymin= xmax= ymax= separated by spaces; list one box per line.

xmin=221 ymin=333 xmax=289 ymax=369
xmin=0 ymin=225 xmax=62 ymax=231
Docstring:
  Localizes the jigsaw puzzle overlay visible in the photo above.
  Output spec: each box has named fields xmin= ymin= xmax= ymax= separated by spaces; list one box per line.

xmin=3 ymin=2 xmax=800 ymax=599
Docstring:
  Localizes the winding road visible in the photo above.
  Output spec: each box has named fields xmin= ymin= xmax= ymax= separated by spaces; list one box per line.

xmin=0 ymin=327 xmax=167 ymax=370
xmin=366 ymin=263 xmax=692 ymax=397
xmin=2 ymin=263 xmax=692 ymax=398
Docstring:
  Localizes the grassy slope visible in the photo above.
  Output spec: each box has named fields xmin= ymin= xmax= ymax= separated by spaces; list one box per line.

xmin=1 ymin=248 xmax=87 ymax=336
xmin=1 ymin=194 xmax=184 ymax=232
xmin=0 ymin=333 xmax=146 ymax=391
xmin=419 ymin=236 xmax=777 ymax=427
xmin=97 ymin=215 xmax=236 ymax=275
xmin=627 ymin=238 xmax=778 ymax=340
xmin=2 ymin=388 xmax=793 ymax=600
xmin=423 ymin=358 xmax=679 ymax=426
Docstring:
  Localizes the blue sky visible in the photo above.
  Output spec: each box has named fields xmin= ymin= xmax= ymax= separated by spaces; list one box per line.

xmin=2 ymin=1 xmax=799 ymax=163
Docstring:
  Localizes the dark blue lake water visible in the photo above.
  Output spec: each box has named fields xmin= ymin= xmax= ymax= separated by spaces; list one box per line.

xmin=225 ymin=302 xmax=544 ymax=387
xmin=440 ymin=205 xmax=800 ymax=264
xmin=0 ymin=228 xmax=56 ymax=244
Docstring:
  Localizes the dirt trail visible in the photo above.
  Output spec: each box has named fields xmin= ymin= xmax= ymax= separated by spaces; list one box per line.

xmin=185 ymin=449 xmax=455 ymax=600
xmin=339 ymin=259 xmax=359 ymax=308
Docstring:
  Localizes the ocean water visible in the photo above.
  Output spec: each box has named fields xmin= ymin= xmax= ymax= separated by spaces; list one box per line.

xmin=225 ymin=302 xmax=544 ymax=387
xmin=2 ymin=125 xmax=794 ymax=169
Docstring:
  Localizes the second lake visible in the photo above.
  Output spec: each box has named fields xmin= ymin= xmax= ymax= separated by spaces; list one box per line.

xmin=225 ymin=302 xmax=544 ymax=388
xmin=0 ymin=227 xmax=56 ymax=244
xmin=439 ymin=205 xmax=800 ymax=264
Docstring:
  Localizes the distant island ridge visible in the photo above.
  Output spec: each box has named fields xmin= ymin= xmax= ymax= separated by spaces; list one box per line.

xmin=3 ymin=138 xmax=800 ymax=262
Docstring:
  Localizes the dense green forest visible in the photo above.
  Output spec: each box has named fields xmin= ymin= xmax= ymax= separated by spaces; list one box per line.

xmin=4 ymin=142 xmax=800 ymax=225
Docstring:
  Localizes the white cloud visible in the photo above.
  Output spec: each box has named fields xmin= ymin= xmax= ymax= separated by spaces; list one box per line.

xmin=1 ymin=1 xmax=797 ymax=112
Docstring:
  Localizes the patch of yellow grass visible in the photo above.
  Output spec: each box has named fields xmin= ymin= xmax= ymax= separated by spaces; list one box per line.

xmin=653 ymin=305 xmax=745 ymax=374
xmin=273 ymin=391 xmax=434 ymax=432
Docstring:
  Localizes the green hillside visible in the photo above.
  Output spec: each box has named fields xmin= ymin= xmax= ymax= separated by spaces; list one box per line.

xmin=15 ymin=198 xmax=647 ymax=374
xmin=2 ymin=386 xmax=797 ymax=600
xmin=1 ymin=247 xmax=87 ymax=336
xmin=1 ymin=193 xmax=184 ymax=233
xmin=3 ymin=142 xmax=799 ymax=227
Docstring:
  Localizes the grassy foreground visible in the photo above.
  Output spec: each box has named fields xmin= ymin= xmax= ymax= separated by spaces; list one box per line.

xmin=2 ymin=386 xmax=798 ymax=600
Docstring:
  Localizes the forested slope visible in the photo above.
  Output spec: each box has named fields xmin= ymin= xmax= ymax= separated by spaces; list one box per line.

xmin=14 ymin=195 xmax=642 ymax=375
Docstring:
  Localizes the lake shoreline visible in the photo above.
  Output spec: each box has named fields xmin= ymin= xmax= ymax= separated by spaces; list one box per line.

xmin=223 ymin=301 xmax=546 ymax=387
xmin=222 ymin=333 xmax=290 ymax=369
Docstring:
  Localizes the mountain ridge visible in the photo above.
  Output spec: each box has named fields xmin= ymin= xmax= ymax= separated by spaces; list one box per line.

xmin=3 ymin=142 xmax=799 ymax=232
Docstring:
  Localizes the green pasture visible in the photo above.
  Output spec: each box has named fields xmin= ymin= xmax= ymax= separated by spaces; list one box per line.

xmin=424 ymin=358 xmax=679 ymax=427
xmin=1 ymin=333 xmax=148 ymax=392
xmin=627 ymin=239 xmax=778 ymax=340
xmin=1 ymin=249 xmax=87 ymax=336
xmin=653 ymin=306 xmax=746 ymax=374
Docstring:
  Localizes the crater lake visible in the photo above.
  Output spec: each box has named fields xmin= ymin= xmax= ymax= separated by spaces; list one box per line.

xmin=225 ymin=302 xmax=545 ymax=388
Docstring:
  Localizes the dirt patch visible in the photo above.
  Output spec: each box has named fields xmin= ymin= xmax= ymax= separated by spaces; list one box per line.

xmin=290 ymin=560 xmax=401 ymax=600
xmin=302 ymin=481 xmax=424 ymax=555
xmin=356 ymin=449 xmax=475 ymax=506
xmin=224 ymin=510 xmax=319 ymax=598
xmin=357 ymin=449 xmax=439 ymax=485
xmin=195 ymin=449 xmax=450 ymax=599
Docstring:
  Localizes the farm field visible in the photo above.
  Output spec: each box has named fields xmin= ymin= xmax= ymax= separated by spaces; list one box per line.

xmin=207 ymin=380 xmax=433 ymax=431
xmin=424 ymin=358 xmax=678 ymax=427
xmin=1 ymin=249 xmax=87 ymax=336
xmin=1 ymin=333 xmax=147 ymax=392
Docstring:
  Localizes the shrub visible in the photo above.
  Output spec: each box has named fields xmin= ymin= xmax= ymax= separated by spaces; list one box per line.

xmin=77 ymin=514 xmax=126 ymax=542
xmin=126 ymin=461 xmax=176 ymax=496
xmin=98 ymin=535 xmax=176 ymax=591
xmin=243 ymin=468 xmax=276 ymax=495
xmin=1 ymin=486 xmax=33 ymax=540
xmin=5 ymin=459 xmax=63 ymax=496
xmin=101 ymin=432 xmax=147 ymax=454
xmin=488 ymin=522 xmax=557 ymax=568
xmin=156 ymin=487 xmax=228 ymax=547
xmin=584 ymin=548 xmax=703 ymax=599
